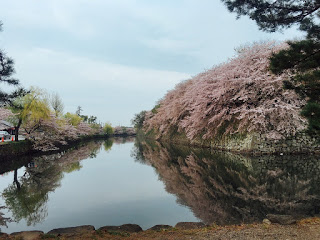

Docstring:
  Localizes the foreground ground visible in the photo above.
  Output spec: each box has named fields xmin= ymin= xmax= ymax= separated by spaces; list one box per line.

xmin=2 ymin=217 xmax=320 ymax=240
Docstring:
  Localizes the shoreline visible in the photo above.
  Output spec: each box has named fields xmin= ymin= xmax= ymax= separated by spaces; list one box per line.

xmin=1 ymin=217 xmax=320 ymax=239
xmin=0 ymin=133 xmax=136 ymax=159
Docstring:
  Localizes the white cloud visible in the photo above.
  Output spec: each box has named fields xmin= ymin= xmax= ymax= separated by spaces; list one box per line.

xmin=0 ymin=0 xmax=305 ymax=125
xmin=8 ymin=47 xmax=190 ymax=125
xmin=12 ymin=47 xmax=189 ymax=90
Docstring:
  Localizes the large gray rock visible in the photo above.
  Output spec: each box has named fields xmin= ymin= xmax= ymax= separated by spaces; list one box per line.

xmin=175 ymin=222 xmax=206 ymax=230
xmin=266 ymin=214 xmax=297 ymax=225
xmin=10 ymin=231 xmax=43 ymax=240
xmin=99 ymin=224 xmax=143 ymax=233
xmin=148 ymin=225 xmax=172 ymax=231
xmin=47 ymin=225 xmax=95 ymax=236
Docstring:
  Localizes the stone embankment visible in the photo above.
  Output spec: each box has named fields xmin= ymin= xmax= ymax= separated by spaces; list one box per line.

xmin=217 ymin=132 xmax=320 ymax=155
xmin=158 ymin=130 xmax=320 ymax=155
xmin=1 ymin=222 xmax=205 ymax=239
xmin=1 ymin=216 xmax=319 ymax=240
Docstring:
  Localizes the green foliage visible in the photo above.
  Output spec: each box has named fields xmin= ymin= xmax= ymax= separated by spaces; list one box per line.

xmin=107 ymin=231 xmax=130 ymax=237
xmin=63 ymin=162 xmax=82 ymax=173
xmin=80 ymin=114 xmax=97 ymax=124
xmin=151 ymin=104 xmax=160 ymax=114
xmin=89 ymin=123 xmax=101 ymax=132
xmin=103 ymin=139 xmax=113 ymax=152
xmin=8 ymin=87 xmax=50 ymax=136
xmin=0 ymin=21 xmax=24 ymax=104
xmin=221 ymin=1 xmax=320 ymax=33
xmin=131 ymin=110 xmax=147 ymax=130
xmin=40 ymin=234 xmax=56 ymax=239
xmin=64 ymin=112 xmax=82 ymax=126
xmin=21 ymin=88 xmax=50 ymax=123
xmin=88 ymin=115 xmax=97 ymax=124
xmin=270 ymin=40 xmax=320 ymax=100
xmin=80 ymin=115 xmax=88 ymax=122
xmin=103 ymin=123 xmax=113 ymax=135
xmin=221 ymin=0 xmax=320 ymax=134
xmin=269 ymin=40 xmax=320 ymax=133
xmin=301 ymin=102 xmax=320 ymax=132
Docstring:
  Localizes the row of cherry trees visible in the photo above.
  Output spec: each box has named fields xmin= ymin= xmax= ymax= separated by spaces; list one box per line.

xmin=144 ymin=42 xmax=307 ymax=141
xmin=0 ymin=87 xmax=115 ymax=151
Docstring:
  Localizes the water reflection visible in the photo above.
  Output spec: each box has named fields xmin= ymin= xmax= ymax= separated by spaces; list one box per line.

xmin=132 ymin=138 xmax=320 ymax=225
xmin=0 ymin=138 xmax=135 ymax=229
xmin=0 ymin=206 xmax=11 ymax=228
xmin=1 ymin=136 xmax=318 ymax=231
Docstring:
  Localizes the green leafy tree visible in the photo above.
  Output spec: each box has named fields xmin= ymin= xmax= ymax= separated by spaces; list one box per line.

xmin=88 ymin=115 xmax=97 ymax=124
xmin=80 ymin=114 xmax=88 ymax=122
xmin=131 ymin=110 xmax=147 ymax=130
xmin=221 ymin=1 xmax=320 ymax=33
xmin=8 ymin=87 xmax=50 ymax=141
xmin=64 ymin=112 xmax=82 ymax=126
xmin=221 ymin=0 xmax=320 ymax=133
xmin=103 ymin=122 xmax=113 ymax=135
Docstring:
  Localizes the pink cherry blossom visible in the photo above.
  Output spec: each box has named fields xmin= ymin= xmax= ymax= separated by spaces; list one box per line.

xmin=145 ymin=42 xmax=307 ymax=141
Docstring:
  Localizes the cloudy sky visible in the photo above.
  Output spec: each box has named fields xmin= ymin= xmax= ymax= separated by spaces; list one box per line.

xmin=0 ymin=0 xmax=303 ymax=126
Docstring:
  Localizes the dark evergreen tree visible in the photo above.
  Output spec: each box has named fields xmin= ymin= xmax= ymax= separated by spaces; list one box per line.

xmin=131 ymin=110 xmax=147 ymax=130
xmin=221 ymin=0 xmax=320 ymax=133
xmin=0 ymin=21 xmax=24 ymax=105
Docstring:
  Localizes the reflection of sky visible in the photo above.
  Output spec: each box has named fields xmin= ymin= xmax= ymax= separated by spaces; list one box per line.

xmin=0 ymin=142 xmax=198 ymax=233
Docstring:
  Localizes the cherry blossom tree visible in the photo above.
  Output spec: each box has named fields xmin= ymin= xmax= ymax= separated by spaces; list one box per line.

xmin=144 ymin=42 xmax=307 ymax=141
xmin=0 ymin=107 xmax=13 ymax=120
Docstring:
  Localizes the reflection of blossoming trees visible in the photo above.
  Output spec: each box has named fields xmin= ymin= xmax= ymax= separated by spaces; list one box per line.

xmin=0 ymin=206 xmax=11 ymax=229
xmin=113 ymin=137 xmax=135 ymax=145
xmin=2 ymin=140 xmax=103 ymax=226
xmin=134 ymin=140 xmax=320 ymax=225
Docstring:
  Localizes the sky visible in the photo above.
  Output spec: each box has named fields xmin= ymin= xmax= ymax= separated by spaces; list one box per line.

xmin=0 ymin=0 xmax=304 ymax=126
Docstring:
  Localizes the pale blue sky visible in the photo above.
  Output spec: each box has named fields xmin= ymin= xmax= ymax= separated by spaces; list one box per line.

xmin=0 ymin=0 xmax=303 ymax=126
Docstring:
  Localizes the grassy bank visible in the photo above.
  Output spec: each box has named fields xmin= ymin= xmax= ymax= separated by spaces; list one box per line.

xmin=0 ymin=140 xmax=34 ymax=158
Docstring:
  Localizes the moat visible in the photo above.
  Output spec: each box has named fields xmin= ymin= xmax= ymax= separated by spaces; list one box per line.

xmin=0 ymin=137 xmax=319 ymax=234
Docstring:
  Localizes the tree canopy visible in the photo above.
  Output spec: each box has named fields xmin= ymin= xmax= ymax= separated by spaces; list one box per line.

xmin=144 ymin=42 xmax=306 ymax=141
xmin=8 ymin=87 xmax=50 ymax=140
xmin=221 ymin=0 xmax=320 ymax=133
xmin=221 ymin=0 xmax=320 ymax=34
xmin=0 ymin=21 xmax=24 ymax=104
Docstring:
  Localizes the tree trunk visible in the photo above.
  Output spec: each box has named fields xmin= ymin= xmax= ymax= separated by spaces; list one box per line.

xmin=13 ymin=169 xmax=21 ymax=190
xmin=15 ymin=118 xmax=22 ymax=142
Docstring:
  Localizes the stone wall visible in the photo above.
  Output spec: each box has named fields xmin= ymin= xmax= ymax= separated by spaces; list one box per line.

xmin=157 ymin=129 xmax=320 ymax=155
xmin=210 ymin=132 xmax=320 ymax=155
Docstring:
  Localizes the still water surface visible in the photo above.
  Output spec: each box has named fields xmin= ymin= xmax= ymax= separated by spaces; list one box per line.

xmin=0 ymin=137 xmax=320 ymax=234
xmin=0 ymin=138 xmax=198 ymax=233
